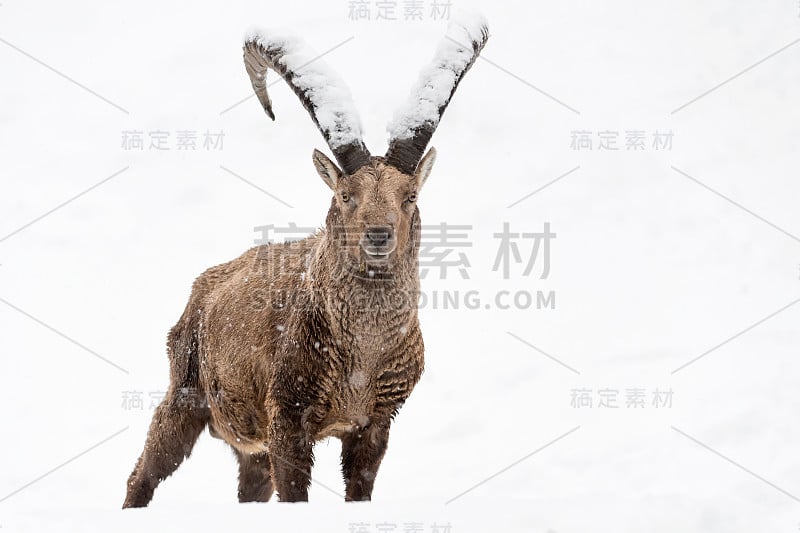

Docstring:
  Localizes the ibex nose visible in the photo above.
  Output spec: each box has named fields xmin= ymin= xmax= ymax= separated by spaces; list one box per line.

xmin=365 ymin=226 xmax=392 ymax=248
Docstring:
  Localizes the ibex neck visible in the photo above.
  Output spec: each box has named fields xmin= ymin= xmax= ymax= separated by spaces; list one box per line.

xmin=310 ymin=231 xmax=419 ymax=289
xmin=308 ymin=232 xmax=420 ymax=343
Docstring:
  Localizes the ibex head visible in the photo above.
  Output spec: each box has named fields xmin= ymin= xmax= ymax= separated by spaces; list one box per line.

xmin=243 ymin=15 xmax=488 ymax=269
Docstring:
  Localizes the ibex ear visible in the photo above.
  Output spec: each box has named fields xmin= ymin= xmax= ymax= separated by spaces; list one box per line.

xmin=414 ymin=147 xmax=437 ymax=190
xmin=312 ymin=149 xmax=343 ymax=191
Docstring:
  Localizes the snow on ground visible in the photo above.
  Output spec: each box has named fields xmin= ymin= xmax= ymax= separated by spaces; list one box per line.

xmin=1 ymin=0 xmax=799 ymax=532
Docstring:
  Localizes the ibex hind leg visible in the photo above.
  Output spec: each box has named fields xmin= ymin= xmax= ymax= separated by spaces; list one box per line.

xmin=123 ymin=388 xmax=209 ymax=508
xmin=123 ymin=299 xmax=211 ymax=509
xmin=234 ymin=449 xmax=273 ymax=502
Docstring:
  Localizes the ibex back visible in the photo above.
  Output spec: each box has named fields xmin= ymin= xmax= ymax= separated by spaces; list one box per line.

xmin=123 ymin=15 xmax=488 ymax=507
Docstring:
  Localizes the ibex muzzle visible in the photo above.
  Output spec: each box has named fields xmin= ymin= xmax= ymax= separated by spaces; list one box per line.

xmin=363 ymin=226 xmax=394 ymax=254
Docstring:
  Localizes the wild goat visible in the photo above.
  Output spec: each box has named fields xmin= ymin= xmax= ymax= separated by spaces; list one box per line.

xmin=123 ymin=16 xmax=488 ymax=507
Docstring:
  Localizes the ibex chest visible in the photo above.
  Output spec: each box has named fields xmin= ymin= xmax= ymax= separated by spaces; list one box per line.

xmin=298 ymin=279 xmax=422 ymax=438
xmin=310 ymin=329 xmax=421 ymax=440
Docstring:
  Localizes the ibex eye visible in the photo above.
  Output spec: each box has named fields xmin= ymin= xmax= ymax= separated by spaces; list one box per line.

xmin=406 ymin=193 xmax=417 ymax=203
xmin=341 ymin=192 xmax=350 ymax=202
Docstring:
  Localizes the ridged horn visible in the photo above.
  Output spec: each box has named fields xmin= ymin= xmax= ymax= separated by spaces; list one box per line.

xmin=244 ymin=31 xmax=371 ymax=175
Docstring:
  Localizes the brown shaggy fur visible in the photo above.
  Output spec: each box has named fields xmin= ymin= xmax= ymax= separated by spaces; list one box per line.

xmin=123 ymin=152 xmax=436 ymax=506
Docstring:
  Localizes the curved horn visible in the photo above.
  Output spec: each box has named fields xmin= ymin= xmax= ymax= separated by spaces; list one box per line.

xmin=243 ymin=31 xmax=371 ymax=175
xmin=385 ymin=14 xmax=489 ymax=174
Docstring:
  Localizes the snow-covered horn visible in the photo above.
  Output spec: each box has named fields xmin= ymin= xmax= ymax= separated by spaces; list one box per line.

xmin=385 ymin=14 xmax=489 ymax=175
xmin=243 ymin=31 xmax=371 ymax=175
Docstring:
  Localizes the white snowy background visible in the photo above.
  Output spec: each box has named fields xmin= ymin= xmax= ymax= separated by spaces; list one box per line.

xmin=1 ymin=1 xmax=799 ymax=531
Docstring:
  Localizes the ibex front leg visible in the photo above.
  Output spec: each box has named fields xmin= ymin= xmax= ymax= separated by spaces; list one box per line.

xmin=340 ymin=419 xmax=390 ymax=501
xmin=269 ymin=417 xmax=315 ymax=502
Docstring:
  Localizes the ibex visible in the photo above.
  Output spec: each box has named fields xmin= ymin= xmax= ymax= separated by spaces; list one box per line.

xmin=123 ymin=15 xmax=488 ymax=507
